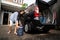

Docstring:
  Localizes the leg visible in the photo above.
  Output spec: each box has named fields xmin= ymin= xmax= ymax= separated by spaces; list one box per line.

xmin=14 ymin=21 xmax=19 ymax=35
xmin=8 ymin=20 xmax=13 ymax=34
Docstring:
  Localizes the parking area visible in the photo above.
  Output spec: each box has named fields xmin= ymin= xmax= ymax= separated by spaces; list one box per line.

xmin=0 ymin=25 xmax=60 ymax=40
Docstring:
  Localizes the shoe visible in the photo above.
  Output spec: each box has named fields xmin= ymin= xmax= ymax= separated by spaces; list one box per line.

xmin=8 ymin=31 xmax=11 ymax=34
xmin=14 ymin=32 xmax=17 ymax=35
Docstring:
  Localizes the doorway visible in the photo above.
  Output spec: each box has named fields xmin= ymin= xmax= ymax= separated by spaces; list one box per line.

xmin=3 ymin=13 xmax=9 ymax=25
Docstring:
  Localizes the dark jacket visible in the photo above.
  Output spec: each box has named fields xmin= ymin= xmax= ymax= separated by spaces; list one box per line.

xmin=17 ymin=13 xmax=25 ymax=26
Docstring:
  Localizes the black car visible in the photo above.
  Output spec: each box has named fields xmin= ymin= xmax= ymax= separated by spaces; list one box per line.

xmin=23 ymin=0 xmax=57 ymax=33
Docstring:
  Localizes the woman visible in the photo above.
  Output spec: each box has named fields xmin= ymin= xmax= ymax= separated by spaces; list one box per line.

xmin=8 ymin=10 xmax=25 ymax=35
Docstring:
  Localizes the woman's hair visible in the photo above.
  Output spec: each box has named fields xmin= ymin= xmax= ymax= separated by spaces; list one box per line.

xmin=19 ymin=10 xmax=24 ymax=12
xmin=18 ymin=10 xmax=25 ymax=14
xmin=17 ymin=10 xmax=25 ymax=19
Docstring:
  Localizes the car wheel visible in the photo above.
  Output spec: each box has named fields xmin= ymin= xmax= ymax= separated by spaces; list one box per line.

xmin=43 ymin=26 xmax=50 ymax=33
xmin=24 ymin=24 xmax=32 ymax=33
xmin=24 ymin=24 xmax=29 ymax=32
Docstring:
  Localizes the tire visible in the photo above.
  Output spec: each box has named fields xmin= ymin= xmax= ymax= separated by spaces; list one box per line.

xmin=43 ymin=26 xmax=50 ymax=33
xmin=24 ymin=23 xmax=32 ymax=33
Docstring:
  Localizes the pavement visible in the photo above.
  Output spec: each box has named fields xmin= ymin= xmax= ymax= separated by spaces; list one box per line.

xmin=0 ymin=25 xmax=60 ymax=40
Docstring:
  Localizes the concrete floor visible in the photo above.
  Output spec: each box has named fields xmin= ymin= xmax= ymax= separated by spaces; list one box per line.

xmin=0 ymin=25 xmax=60 ymax=40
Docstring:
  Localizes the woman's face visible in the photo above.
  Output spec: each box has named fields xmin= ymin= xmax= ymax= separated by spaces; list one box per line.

xmin=20 ymin=11 xmax=24 ymax=14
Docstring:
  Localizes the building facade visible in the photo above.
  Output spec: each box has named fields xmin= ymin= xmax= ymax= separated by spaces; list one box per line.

xmin=0 ymin=0 xmax=1 ymax=11
xmin=0 ymin=0 xmax=24 ymax=25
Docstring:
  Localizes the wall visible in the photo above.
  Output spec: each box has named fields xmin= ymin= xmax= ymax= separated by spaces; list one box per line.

xmin=0 ymin=12 xmax=1 ymax=25
xmin=0 ymin=0 xmax=1 ymax=11
xmin=0 ymin=11 xmax=3 ymax=25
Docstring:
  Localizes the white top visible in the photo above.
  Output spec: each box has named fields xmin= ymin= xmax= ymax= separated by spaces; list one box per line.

xmin=10 ymin=12 xmax=18 ymax=22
